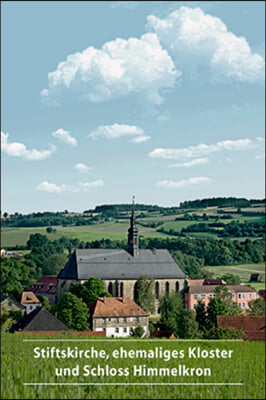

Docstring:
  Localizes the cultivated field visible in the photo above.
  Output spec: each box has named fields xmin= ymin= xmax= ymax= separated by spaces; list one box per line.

xmin=1 ymin=333 xmax=265 ymax=399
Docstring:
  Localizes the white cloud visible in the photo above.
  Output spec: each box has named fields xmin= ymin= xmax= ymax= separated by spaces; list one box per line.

xmin=36 ymin=180 xmax=104 ymax=193
xmin=41 ymin=33 xmax=179 ymax=105
xmin=149 ymin=137 xmax=264 ymax=160
xmin=156 ymin=176 xmax=212 ymax=188
xmin=88 ymin=123 xmax=149 ymax=143
xmin=168 ymin=157 xmax=209 ymax=168
xmin=1 ymin=131 xmax=56 ymax=161
xmin=74 ymin=163 xmax=91 ymax=173
xmin=51 ymin=128 xmax=77 ymax=147
xmin=36 ymin=181 xmax=63 ymax=193
xmin=147 ymin=6 xmax=265 ymax=82
xmin=130 ymin=135 xmax=151 ymax=143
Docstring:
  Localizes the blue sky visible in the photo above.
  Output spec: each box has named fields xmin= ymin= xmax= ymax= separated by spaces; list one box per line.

xmin=1 ymin=1 xmax=265 ymax=214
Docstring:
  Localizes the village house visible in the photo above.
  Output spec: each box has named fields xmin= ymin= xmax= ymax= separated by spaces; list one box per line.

xmin=26 ymin=275 xmax=58 ymax=305
xmin=89 ymin=296 xmax=149 ymax=337
xmin=184 ymin=280 xmax=258 ymax=311
xmin=1 ymin=295 xmax=25 ymax=313
xmin=11 ymin=307 xmax=69 ymax=333
xmin=57 ymin=199 xmax=186 ymax=316
xmin=20 ymin=291 xmax=42 ymax=314
xmin=217 ymin=315 xmax=265 ymax=341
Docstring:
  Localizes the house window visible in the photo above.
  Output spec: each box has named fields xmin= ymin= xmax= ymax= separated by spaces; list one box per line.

xmin=242 ymin=294 xmax=245 ymax=299
xmin=115 ymin=328 xmax=119 ymax=333
xmin=201 ymin=295 xmax=205 ymax=301
xmin=116 ymin=318 xmax=119 ymax=323
xmin=108 ymin=282 xmax=113 ymax=296
xmin=238 ymin=294 xmax=241 ymax=299
xmin=255 ymin=293 xmax=258 ymax=299
xmin=136 ymin=317 xmax=140 ymax=323
xmin=193 ymin=304 xmax=197 ymax=310
xmin=232 ymin=295 xmax=235 ymax=300
xmin=238 ymin=303 xmax=241 ymax=307
xmin=175 ymin=282 xmax=179 ymax=292
xmin=193 ymin=295 xmax=198 ymax=301
xmin=123 ymin=317 xmax=127 ymax=323
xmin=155 ymin=282 xmax=159 ymax=299
xmin=248 ymin=293 xmax=252 ymax=299
xmin=8 ymin=302 xmax=12 ymax=307
xmin=109 ymin=318 xmax=112 ymax=322
xmin=30 ymin=305 xmax=33 ymax=310
xmin=242 ymin=303 xmax=245 ymax=309
xmin=103 ymin=318 xmax=106 ymax=324
xmin=123 ymin=327 xmax=127 ymax=333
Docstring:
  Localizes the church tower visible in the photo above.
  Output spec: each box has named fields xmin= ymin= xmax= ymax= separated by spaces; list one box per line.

xmin=128 ymin=196 xmax=139 ymax=257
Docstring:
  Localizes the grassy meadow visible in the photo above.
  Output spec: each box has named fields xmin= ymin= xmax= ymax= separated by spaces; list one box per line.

xmin=1 ymin=333 xmax=265 ymax=399
xmin=204 ymin=263 xmax=265 ymax=287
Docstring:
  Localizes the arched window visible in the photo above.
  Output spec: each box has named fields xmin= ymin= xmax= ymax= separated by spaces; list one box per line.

xmin=134 ymin=282 xmax=138 ymax=301
xmin=120 ymin=282 xmax=124 ymax=298
xmin=115 ymin=281 xmax=119 ymax=297
xmin=175 ymin=281 xmax=179 ymax=292
xmin=165 ymin=281 xmax=170 ymax=295
xmin=108 ymin=282 xmax=113 ymax=296
xmin=155 ymin=282 xmax=159 ymax=299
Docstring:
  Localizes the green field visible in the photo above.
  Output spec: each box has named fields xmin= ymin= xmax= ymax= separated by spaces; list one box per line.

xmin=204 ymin=263 xmax=265 ymax=287
xmin=1 ymin=334 xmax=265 ymax=399
xmin=1 ymin=223 xmax=172 ymax=248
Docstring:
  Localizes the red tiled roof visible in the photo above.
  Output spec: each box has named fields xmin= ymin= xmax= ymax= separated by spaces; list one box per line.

xmin=217 ymin=316 xmax=266 ymax=341
xmin=26 ymin=276 xmax=58 ymax=294
xmin=90 ymin=297 xmax=149 ymax=318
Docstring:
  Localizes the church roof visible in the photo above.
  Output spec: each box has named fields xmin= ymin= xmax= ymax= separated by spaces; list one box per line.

xmin=58 ymin=248 xmax=186 ymax=280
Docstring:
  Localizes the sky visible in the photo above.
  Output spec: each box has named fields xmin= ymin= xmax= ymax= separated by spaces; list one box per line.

xmin=1 ymin=1 xmax=265 ymax=214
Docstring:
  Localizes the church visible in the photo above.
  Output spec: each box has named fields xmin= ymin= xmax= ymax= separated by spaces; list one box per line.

xmin=56 ymin=199 xmax=186 ymax=316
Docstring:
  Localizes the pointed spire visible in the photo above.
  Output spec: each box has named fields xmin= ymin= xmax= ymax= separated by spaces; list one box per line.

xmin=128 ymin=195 xmax=139 ymax=257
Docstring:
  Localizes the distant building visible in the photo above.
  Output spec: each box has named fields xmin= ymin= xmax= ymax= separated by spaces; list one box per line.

xmin=250 ymin=274 xmax=261 ymax=282
xmin=152 ymin=328 xmax=177 ymax=339
xmin=20 ymin=291 xmax=42 ymax=314
xmin=217 ymin=315 xmax=265 ymax=341
xmin=89 ymin=296 xmax=149 ymax=337
xmin=11 ymin=307 xmax=69 ymax=333
xmin=184 ymin=282 xmax=257 ymax=311
xmin=1 ymin=295 xmax=25 ymax=313
xmin=26 ymin=276 xmax=58 ymax=305
xmin=57 ymin=198 xmax=186 ymax=316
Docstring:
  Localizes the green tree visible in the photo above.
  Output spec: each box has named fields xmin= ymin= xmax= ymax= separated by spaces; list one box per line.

xmin=42 ymin=253 xmax=68 ymax=275
xmin=57 ymin=293 xmax=89 ymax=331
xmin=1 ymin=257 xmax=30 ymax=299
xmin=195 ymin=300 xmax=207 ymax=331
xmin=160 ymin=292 xmax=198 ymax=338
xmin=206 ymin=286 xmax=242 ymax=329
xmin=220 ymin=273 xmax=241 ymax=285
xmin=70 ymin=277 xmax=111 ymax=306
xmin=135 ymin=275 xmax=155 ymax=314
xmin=247 ymin=298 xmax=265 ymax=316
xmin=132 ymin=325 xmax=145 ymax=337
xmin=37 ymin=296 xmax=51 ymax=311
xmin=203 ymin=326 xmax=246 ymax=339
